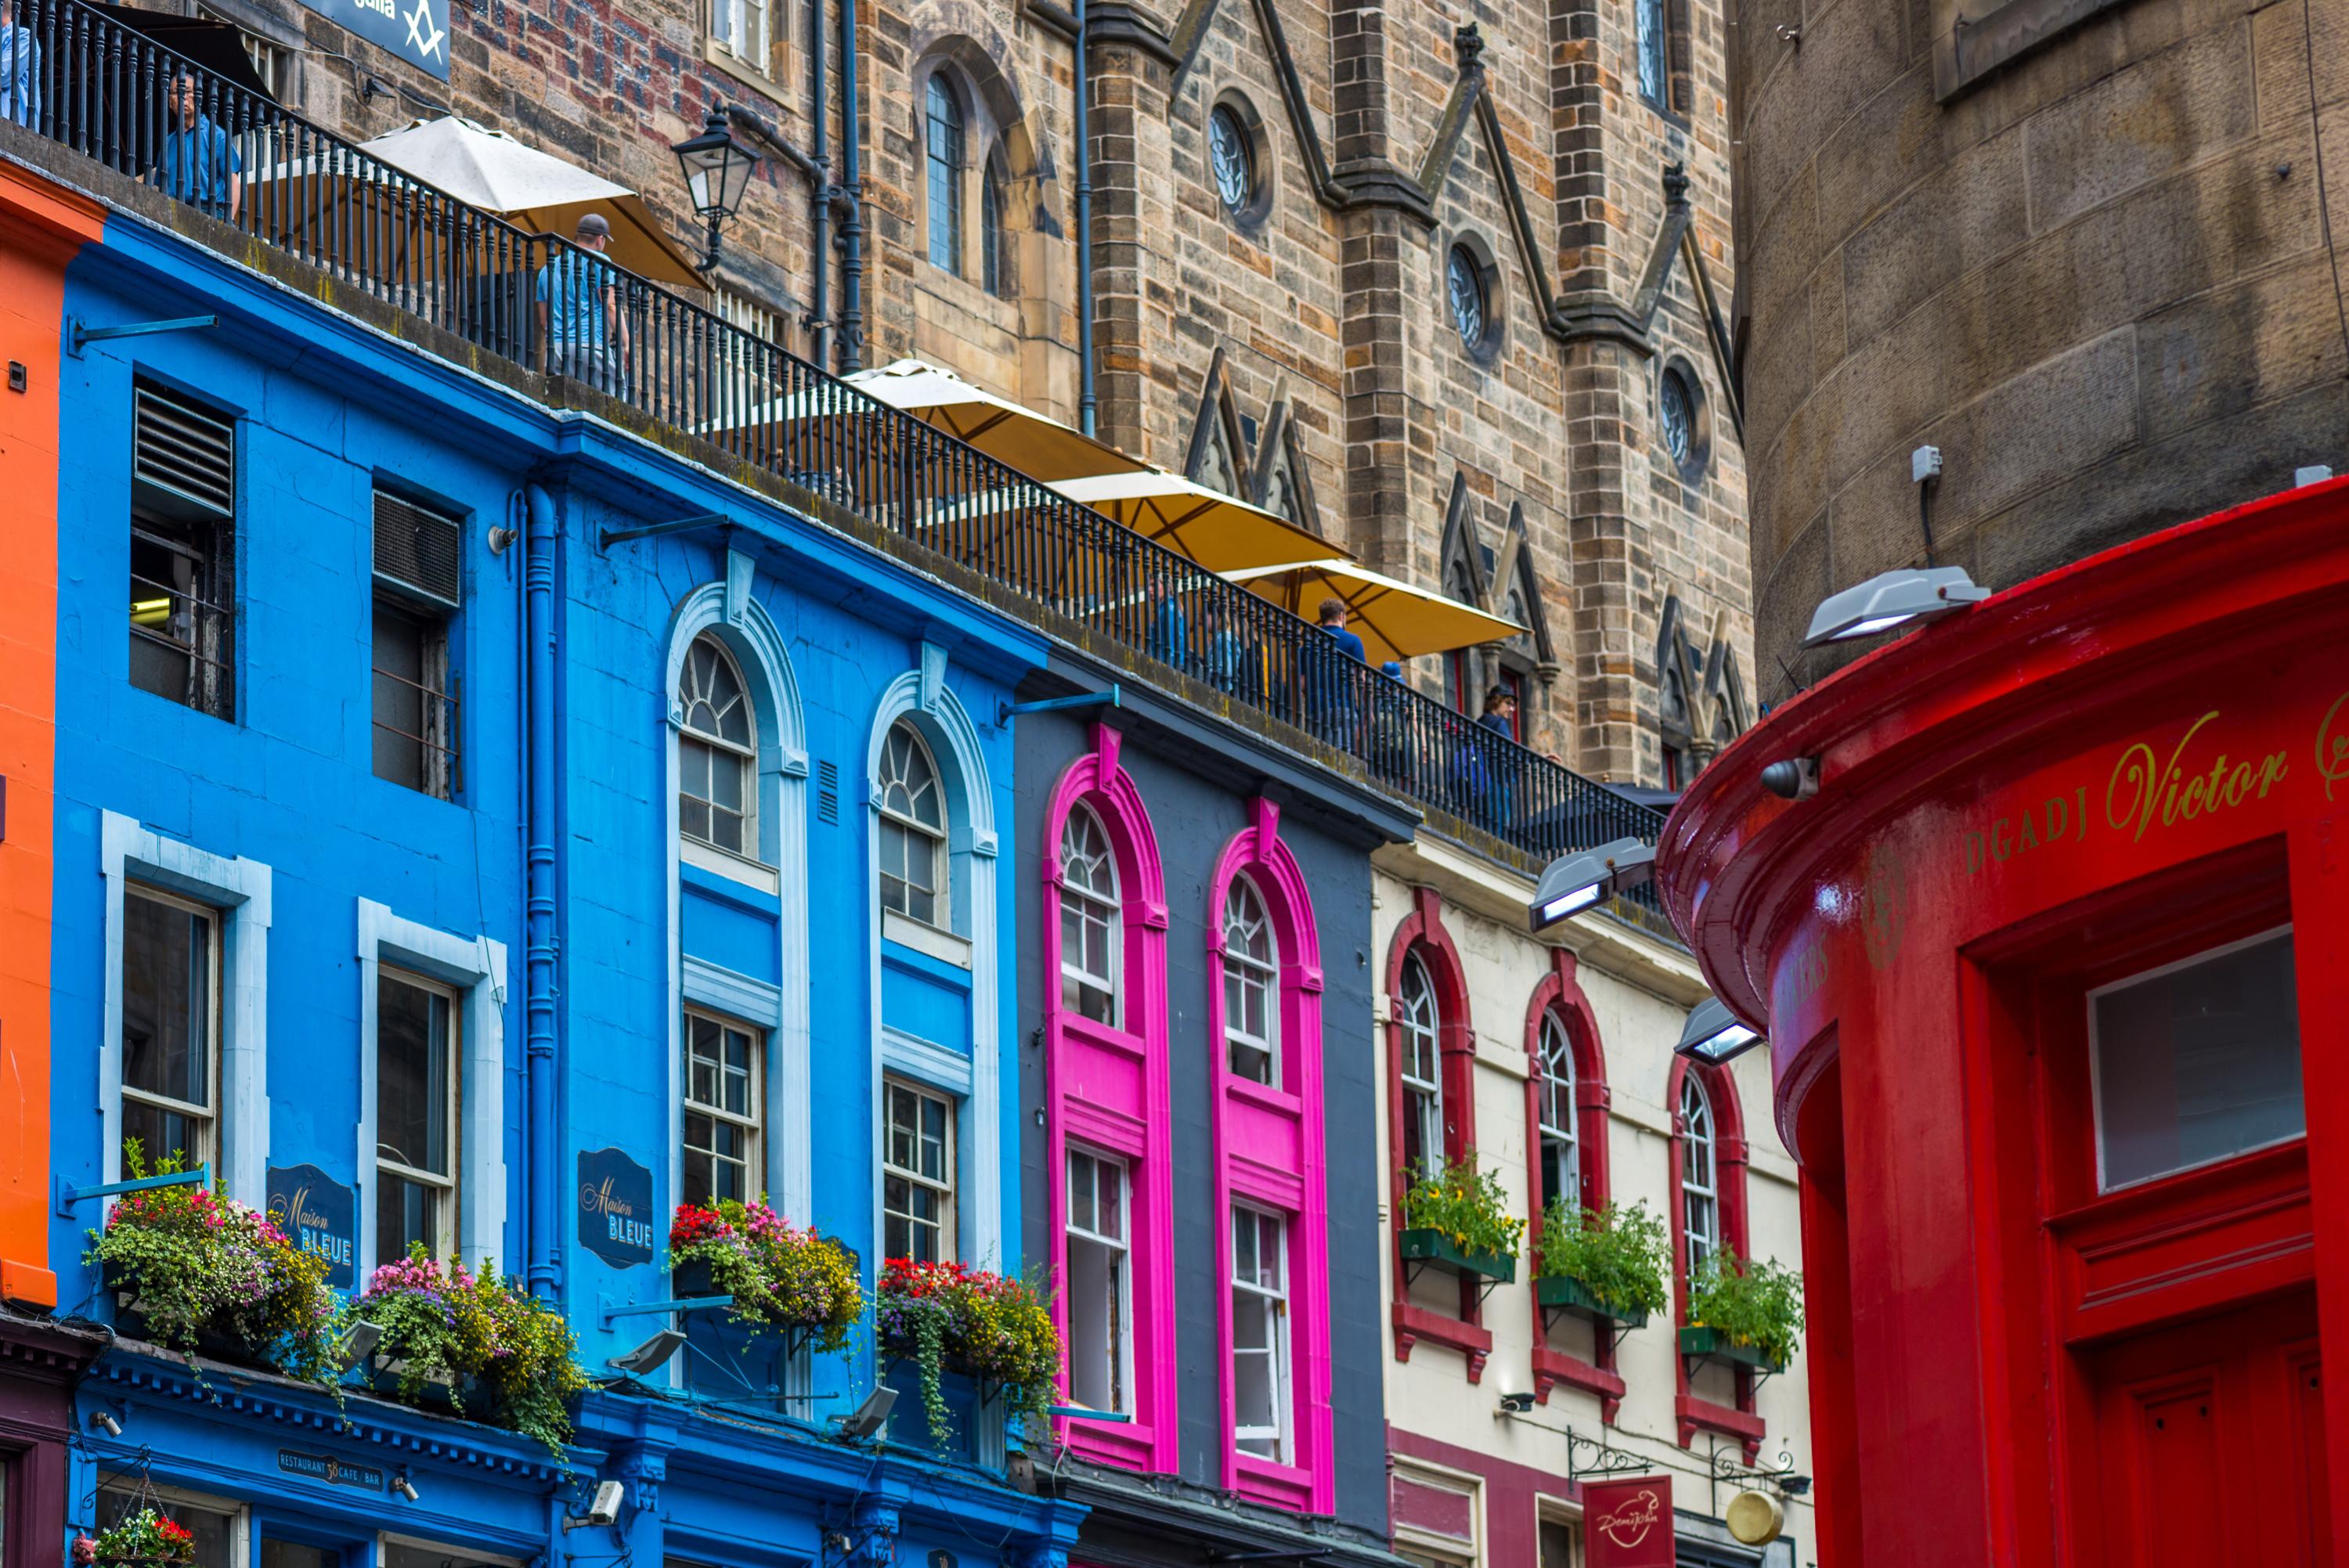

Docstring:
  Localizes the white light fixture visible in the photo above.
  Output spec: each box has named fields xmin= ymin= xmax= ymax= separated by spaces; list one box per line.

xmin=1676 ymin=996 xmax=1764 ymax=1066
xmin=392 ymin=1470 xmax=420 ymax=1504
xmin=1527 ymin=837 xmax=1656 ymax=932
xmin=1802 ymin=566 xmax=1989 ymax=648
xmin=833 ymin=1386 xmax=898 ymax=1441
xmin=89 ymin=1411 xmax=123 ymax=1438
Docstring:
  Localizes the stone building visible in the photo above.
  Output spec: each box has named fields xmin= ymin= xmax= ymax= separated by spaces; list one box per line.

xmin=191 ymin=0 xmax=1754 ymax=786
xmin=1735 ymin=0 xmax=2349 ymax=693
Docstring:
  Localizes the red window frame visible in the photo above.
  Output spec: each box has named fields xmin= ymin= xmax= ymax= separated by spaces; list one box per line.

xmin=1521 ymin=948 xmax=1623 ymax=1415
xmin=1667 ymin=1052 xmax=1761 ymax=1451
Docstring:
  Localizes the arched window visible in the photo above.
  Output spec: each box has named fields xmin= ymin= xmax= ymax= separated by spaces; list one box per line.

xmin=878 ymin=720 xmax=947 ymax=925
xmin=1221 ymin=874 xmax=1279 ymax=1085
xmin=1059 ymin=802 xmax=1120 ymax=1024
xmin=980 ymin=161 xmax=1009 ymax=297
xmin=1537 ymin=1010 xmax=1577 ymax=1213
xmin=1398 ymin=954 xmax=1443 ymax=1181
xmin=925 ymin=74 xmax=965 ymax=275
xmin=1680 ymin=1070 xmax=1718 ymax=1281
xmin=679 ymin=633 xmax=755 ymax=856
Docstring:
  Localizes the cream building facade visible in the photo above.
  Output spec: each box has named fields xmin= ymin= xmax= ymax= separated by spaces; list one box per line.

xmin=1371 ymin=841 xmax=1814 ymax=1566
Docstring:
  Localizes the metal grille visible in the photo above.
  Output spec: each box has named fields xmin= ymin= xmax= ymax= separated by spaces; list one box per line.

xmin=373 ymin=491 xmax=463 ymax=607
xmin=817 ymin=759 xmax=839 ymax=825
xmin=133 ymin=384 xmax=233 ymax=515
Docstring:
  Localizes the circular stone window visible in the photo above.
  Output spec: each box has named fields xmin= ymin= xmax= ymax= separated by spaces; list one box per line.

xmin=1209 ymin=104 xmax=1256 ymax=218
xmin=1446 ymin=244 xmax=1489 ymax=355
xmin=1658 ymin=361 xmax=1709 ymax=480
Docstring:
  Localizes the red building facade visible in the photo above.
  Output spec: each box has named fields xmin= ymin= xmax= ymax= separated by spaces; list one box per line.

xmin=1657 ymin=481 xmax=2349 ymax=1567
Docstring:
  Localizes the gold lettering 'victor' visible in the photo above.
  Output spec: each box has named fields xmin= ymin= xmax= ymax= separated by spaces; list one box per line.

xmin=2105 ymin=711 xmax=2289 ymax=844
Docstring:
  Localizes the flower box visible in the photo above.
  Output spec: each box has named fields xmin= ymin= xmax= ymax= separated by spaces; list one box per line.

xmin=1679 ymin=1325 xmax=1788 ymax=1374
xmin=672 ymin=1258 xmax=720 ymax=1300
xmin=1398 ymin=1228 xmax=1517 ymax=1285
xmin=1535 ymin=1274 xmax=1648 ymax=1328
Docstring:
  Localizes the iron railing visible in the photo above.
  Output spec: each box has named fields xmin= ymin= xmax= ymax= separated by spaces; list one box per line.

xmin=11 ymin=0 xmax=1669 ymax=894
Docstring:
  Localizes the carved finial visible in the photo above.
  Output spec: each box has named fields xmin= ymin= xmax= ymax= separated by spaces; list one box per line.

xmin=1662 ymin=160 xmax=1690 ymax=209
xmin=1454 ymin=21 xmax=1485 ymax=68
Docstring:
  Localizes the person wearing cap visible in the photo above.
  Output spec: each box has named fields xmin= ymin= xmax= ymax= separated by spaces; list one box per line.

xmin=536 ymin=211 xmax=629 ymax=394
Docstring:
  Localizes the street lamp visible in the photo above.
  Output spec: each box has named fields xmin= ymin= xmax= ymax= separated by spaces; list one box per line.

xmin=671 ymin=108 xmax=761 ymax=272
xmin=1676 ymin=996 xmax=1764 ymax=1066
xmin=1801 ymin=565 xmax=1989 ymax=648
xmin=1527 ymin=836 xmax=1656 ymax=932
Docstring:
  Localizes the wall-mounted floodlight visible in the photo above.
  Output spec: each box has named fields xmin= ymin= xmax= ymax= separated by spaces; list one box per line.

xmin=608 ymin=1328 xmax=687 ymax=1376
xmin=1802 ymin=566 xmax=1989 ymax=648
xmin=1496 ymin=1391 xmax=1535 ymax=1415
xmin=833 ymin=1386 xmax=898 ymax=1441
xmin=335 ymin=1320 xmax=383 ymax=1371
xmin=1528 ymin=837 xmax=1656 ymax=932
xmin=392 ymin=1470 xmax=420 ymax=1504
xmin=1676 ymin=997 xmax=1764 ymax=1066
xmin=88 ymin=1411 xmax=124 ymax=1438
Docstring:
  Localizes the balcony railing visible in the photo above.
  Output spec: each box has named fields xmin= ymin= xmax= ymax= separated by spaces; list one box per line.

xmin=9 ymin=0 xmax=1671 ymax=911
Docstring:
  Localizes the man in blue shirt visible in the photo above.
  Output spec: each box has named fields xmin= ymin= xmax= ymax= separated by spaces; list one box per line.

xmin=1310 ymin=595 xmax=1366 ymax=746
xmin=536 ymin=212 xmax=630 ymax=396
xmin=0 ymin=0 xmax=38 ymax=130
xmin=157 ymin=72 xmax=241 ymax=220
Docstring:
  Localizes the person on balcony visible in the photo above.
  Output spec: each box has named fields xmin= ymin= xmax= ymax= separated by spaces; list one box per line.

xmin=1308 ymin=596 xmax=1366 ymax=749
xmin=536 ymin=213 xmax=630 ymax=396
xmin=157 ymin=71 xmax=240 ymax=222
xmin=0 ymin=0 xmax=38 ymax=129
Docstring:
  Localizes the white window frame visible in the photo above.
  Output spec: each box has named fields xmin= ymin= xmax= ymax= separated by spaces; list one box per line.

xmin=118 ymin=884 xmax=224 ymax=1176
xmin=877 ymin=719 xmax=951 ymax=929
xmin=1391 ymin=1459 xmax=1487 ymax=1568
xmin=1398 ymin=955 xmax=1444 ymax=1182
xmin=1539 ymin=1011 xmax=1579 ymax=1212
xmin=356 ymin=899 xmax=507 ymax=1275
xmin=1680 ymin=1072 xmax=1717 ymax=1281
xmin=1222 ymin=875 xmax=1280 ymax=1087
xmin=677 ymin=631 xmax=761 ymax=869
xmin=1063 ymin=1144 xmax=1134 ymax=1415
xmin=1059 ymin=803 xmax=1121 ymax=1026
xmin=1229 ymin=1202 xmax=1291 ymax=1462
xmin=99 ymin=812 xmax=270 ymax=1206
xmin=373 ymin=965 xmax=461 ymax=1264
xmin=882 ymin=1074 xmax=958 ymax=1264
xmin=378 ymin=1535 xmax=525 ymax=1568
xmin=683 ymin=1006 xmax=765 ymax=1206
xmin=706 ymin=0 xmax=768 ymax=69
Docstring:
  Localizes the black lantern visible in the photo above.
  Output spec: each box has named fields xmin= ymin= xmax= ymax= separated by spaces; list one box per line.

xmin=670 ymin=108 xmax=760 ymax=272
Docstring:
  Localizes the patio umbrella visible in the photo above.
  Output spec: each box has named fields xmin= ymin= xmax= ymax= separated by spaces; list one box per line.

xmin=1047 ymin=470 xmax=1341 ymax=572
xmin=841 ymin=359 xmax=1149 ymax=482
xmin=1221 ymin=560 xmax=1525 ymax=665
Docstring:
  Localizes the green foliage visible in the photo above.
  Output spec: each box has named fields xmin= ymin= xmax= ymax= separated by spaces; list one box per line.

xmin=351 ymin=1245 xmax=589 ymax=1458
xmin=1399 ymin=1152 xmax=1525 ymax=1262
xmin=81 ymin=1143 xmax=343 ymax=1383
xmin=1687 ymin=1248 xmax=1806 ymax=1368
xmin=90 ymin=1507 xmax=196 ymax=1564
xmin=666 ymin=1198 xmax=863 ymax=1351
xmin=875 ymin=1259 xmax=1063 ymax=1449
xmin=1533 ymin=1199 xmax=1670 ymax=1317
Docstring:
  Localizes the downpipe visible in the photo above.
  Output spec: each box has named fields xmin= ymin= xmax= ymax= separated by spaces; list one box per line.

xmin=523 ymin=482 xmax=561 ymax=1300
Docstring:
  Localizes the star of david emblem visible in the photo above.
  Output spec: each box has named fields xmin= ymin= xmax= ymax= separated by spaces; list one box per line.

xmin=403 ymin=0 xmax=446 ymax=62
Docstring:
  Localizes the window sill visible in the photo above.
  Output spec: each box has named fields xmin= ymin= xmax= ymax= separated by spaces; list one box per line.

xmin=1225 ymin=1074 xmax=1301 ymax=1116
xmin=1232 ymin=1450 xmax=1315 ymax=1512
xmin=1532 ymin=1345 xmax=1626 ymax=1417
xmin=702 ymin=38 xmax=787 ymax=102
xmin=884 ymin=909 xmax=972 ymax=968
xmin=1392 ymin=1300 xmax=1492 ymax=1382
xmin=1057 ymin=1012 xmax=1145 ymax=1055
xmin=682 ymin=836 xmax=781 ymax=894
xmin=1676 ymin=1392 xmax=1764 ymax=1452
xmin=1063 ymin=1414 xmax=1154 ymax=1469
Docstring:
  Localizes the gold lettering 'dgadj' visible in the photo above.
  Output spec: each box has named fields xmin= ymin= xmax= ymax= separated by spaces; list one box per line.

xmin=2105 ymin=711 xmax=2287 ymax=844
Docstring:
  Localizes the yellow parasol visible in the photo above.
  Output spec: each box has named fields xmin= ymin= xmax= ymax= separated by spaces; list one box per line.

xmin=1221 ymin=560 xmax=1525 ymax=665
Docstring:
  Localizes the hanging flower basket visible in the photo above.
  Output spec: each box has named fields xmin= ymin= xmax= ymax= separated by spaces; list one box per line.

xmin=875 ymin=1259 xmax=1062 ymax=1451
xmin=88 ymin=1507 xmax=197 ymax=1566
xmin=666 ymin=1199 xmax=862 ymax=1354
xmin=1398 ymin=1228 xmax=1518 ymax=1284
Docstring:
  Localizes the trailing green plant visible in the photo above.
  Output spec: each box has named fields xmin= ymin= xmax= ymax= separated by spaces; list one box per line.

xmin=350 ymin=1245 xmax=589 ymax=1458
xmin=88 ymin=1507 xmax=196 ymax=1565
xmin=1399 ymin=1152 xmax=1525 ymax=1261
xmin=1687 ymin=1248 xmax=1806 ymax=1368
xmin=667 ymin=1198 xmax=863 ymax=1350
xmin=81 ymin=1143 xmax=342 ymax=1382
xmin=1534 ymin=1198 xmax=1670 ymax=1318
xmin=875 ymin=1258 xmax=1062 ymax=1449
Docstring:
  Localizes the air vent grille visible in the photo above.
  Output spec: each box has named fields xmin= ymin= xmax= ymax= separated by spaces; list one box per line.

xmin=133 ymin=384 xmax=234 ymax=516
xmin=374 ymin=491 xmax=464 ymax=607
xmin=817 ymin=760 xmax=839 ymax=825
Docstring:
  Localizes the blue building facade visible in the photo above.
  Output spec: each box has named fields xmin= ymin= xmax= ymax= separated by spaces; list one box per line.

xmin=42 ymin=179 xmax=1080 ymax=1568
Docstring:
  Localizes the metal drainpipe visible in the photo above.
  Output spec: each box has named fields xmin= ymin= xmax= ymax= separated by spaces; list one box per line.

xmin=836 ymin=0 xmax=864 ymax=372
xmin=522 ymin=482 xmax=561 ymax=1301
xmin=808 ymin=0 xmax=832 ymax=369
xmin=1074 ymin=0 xmax=1095 ymax=434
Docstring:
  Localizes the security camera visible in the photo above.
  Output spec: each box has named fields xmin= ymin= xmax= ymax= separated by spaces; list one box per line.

xmin=563 ymin=1480 xmax=626 ymax=1532
xmin=1759 ymin=756 xmax=1820 ymax=801
xmin=89 ymin=1411 xmax=124 ymax=1438
xmin=1496 ymin=1391 xmax=1535 ymax=1415
xmin=392 ymin=1472 xmax=420 ymax=1504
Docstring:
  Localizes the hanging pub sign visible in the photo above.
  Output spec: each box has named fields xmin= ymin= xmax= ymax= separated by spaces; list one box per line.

xmin=265 ymin=1164 xmax=357 ymax=1290
xmin=300 ymin=0 xmax=450 ymax=81
xmin=578 ymin=1147 xmax=657 ymax=1268
xmin=1582 ymin=1475 xmax=1674 ymax=1568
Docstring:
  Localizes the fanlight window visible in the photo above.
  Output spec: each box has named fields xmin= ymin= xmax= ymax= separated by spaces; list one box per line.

xmin=878 ymin=721 xmax=947 ymax=926
xmin=1398 ymin=954 xmax=1443 ymax=1181
xmin=1680 ymin=1072 xmax=1717 ymax=1281
xmin=679 ymin=634 xmax=755 ymax=856
xmin=1538 ymin=1011 xmax=1579 ymax=1212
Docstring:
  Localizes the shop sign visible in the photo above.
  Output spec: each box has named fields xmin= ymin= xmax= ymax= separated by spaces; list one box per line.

xmin=1583 ymin=1475 xmax=1673 ymax=1568
xmin=291 ymin=0 xmax=449 ymax=79
xmin=265 ymin=1164 xmax=357 ymax=1290
xmin=579 ymin=1148 xmax=656 ymax=1268
xmin=277 ymin=1451 xmax=384 ymax=1491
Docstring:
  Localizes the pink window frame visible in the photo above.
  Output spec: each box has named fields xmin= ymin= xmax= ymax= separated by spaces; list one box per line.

xmin=1522 ymin=947 xmax=1626 ymax=1417
xmin=1667 ymin=1054 xmax=1764 ymax=1454
xmin=1041 ymin=723 xmax=1179 ymax=1472
xmin=1207 ymin=797 xmax=1334 ymax=1513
